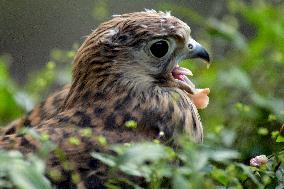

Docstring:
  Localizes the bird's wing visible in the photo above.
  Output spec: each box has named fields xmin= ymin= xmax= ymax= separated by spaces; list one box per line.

xmin=0 ymin=110 xmax=151 ymax=188
xmin=1 ymin=85 xmax=70 ymax=135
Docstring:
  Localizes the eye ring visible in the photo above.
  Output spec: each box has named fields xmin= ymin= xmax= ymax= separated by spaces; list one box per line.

xmin=149 ymin=39 xmax=169 ymax=58
xmin=188 ymin=44 xmax=193 ymax=50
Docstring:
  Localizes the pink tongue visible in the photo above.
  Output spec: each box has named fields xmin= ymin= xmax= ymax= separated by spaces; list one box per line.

xmin=175 ymin=74 xmax=185 ymax=81
xmin=172 ymin=67 xmax=186 ymax=81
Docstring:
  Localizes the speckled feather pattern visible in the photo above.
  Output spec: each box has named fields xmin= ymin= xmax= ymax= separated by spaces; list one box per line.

xmin=0 ymin=11 xmax=203 ymax=188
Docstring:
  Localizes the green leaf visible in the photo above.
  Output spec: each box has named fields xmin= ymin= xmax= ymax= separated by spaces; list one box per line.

xmin=258 ymin=127 xmax=269 ymax=136
xmin=172 ymin=173 xmax=189 ymax=189
xmin=0 ymin=150 xmax=52 ymax=189
xmin=91 ymin=153 xmax=116 ymax=167
xmin=209 ymin=149 xmax=240 ymax=162
xmin=124 ymin=120 xmax=137 ymax=129
xmin=211 ymin=167 xmax=229 ymax=186
xmin=276 ymin=135 xmax=284 ymax=142
xmin=115 ymin=143 xmax=175 ymax=166
xmin=237 ymin=163 xmax=263 ymax=187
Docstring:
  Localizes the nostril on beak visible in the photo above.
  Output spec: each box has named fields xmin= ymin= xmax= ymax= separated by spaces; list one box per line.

xmin=188 ymin=44 xmax=193 ymax=50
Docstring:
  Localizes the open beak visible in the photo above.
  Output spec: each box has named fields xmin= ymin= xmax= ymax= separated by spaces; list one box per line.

xmin=187 ymin=38 xmax=210 ymax=63
xmin=171 ymin=38 xmax=211 ymax=95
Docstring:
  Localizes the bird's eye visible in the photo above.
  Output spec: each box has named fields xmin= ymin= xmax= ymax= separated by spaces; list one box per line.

xmin=150 ymin=40 xmax=169 ymax=58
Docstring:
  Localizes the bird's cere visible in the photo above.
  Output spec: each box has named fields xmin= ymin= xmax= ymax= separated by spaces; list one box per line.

xmin=250 ymin=155 xmax=268 ymax=167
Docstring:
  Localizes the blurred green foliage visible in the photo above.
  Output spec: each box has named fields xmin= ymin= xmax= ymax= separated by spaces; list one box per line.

xmin=0 ymin=56 xmax=23 ymax=123
xmin=0 ymin=46 xmax=74 ymax=126
xmin=0 ymin=0 xmax=283 ymax=188
xmin=0 ymin=150 xmax=51 ymax=189
xmin=93 ymin=136 xmax=284 ymax=189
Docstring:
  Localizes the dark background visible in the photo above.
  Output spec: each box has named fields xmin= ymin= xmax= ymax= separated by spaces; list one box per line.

xmin=0 ymin=0 xmax=223 ymax=83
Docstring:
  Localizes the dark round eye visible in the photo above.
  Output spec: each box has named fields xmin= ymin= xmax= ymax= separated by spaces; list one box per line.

xmin=150 ymin=40 xmax=169 ymax=58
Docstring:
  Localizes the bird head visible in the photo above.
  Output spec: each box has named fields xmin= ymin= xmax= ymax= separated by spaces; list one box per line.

xmin=67 ymin=10 xmax=210 ymax=108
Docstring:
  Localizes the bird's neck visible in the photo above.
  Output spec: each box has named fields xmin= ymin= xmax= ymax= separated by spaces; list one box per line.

xmin=61 ymin=63 xmax=158 ymax=110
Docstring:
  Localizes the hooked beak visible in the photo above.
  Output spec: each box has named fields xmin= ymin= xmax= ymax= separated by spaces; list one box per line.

xmin=187 ymin=38 xmax=210 ymax=63
xmin=168 ymin=38 xmax=211 ymax=95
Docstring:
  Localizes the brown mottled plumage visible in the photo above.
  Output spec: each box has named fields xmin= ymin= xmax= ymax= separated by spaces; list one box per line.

xmin=0 ymin=11 xmax=210 ymax=188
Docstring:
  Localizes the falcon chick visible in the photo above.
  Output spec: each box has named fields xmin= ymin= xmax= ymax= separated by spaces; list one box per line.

xmin=1 ymin=11 xmax=210 ymax=188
